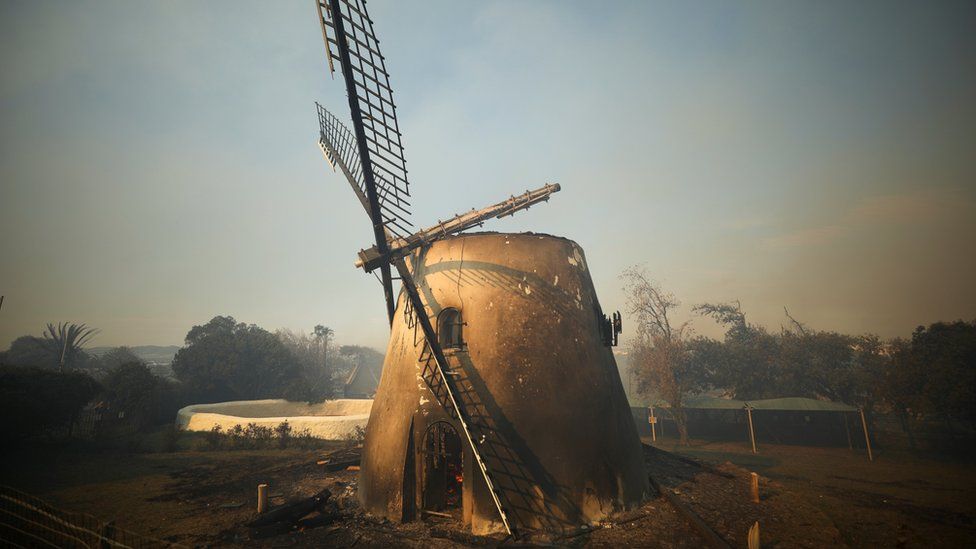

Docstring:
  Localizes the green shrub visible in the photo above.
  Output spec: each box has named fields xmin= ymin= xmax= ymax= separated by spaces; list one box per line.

xmin=192 ymin=421 xmax=326 ymax=451
xmin=274 ymin=421 xmax=292 ymax=448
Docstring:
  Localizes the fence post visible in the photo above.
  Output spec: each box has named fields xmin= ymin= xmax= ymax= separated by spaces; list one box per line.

xmin=99 ymin=520 xmax=115 ymax=549
xmin=859 ymin=408 xmax=874 ymax=462
xmin=746 ymin=407 xmax=758 ymax=455
xmin=257 ymin=484 xmax=269 ymax=513
xmin=649 ymin=406 xmax=657 ymax=442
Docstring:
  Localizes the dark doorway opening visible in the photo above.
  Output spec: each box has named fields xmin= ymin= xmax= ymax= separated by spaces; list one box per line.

xmin=422 ymin=421 xmax=463 ymax=512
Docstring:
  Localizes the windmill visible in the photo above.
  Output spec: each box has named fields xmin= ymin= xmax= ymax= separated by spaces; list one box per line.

xmin=313 ymin=0 xmax=561 ymax=537
xmin=312 ymin=0 xmax=642 ymax=538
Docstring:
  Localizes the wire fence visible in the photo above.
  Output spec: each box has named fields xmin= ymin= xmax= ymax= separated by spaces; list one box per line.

xmin=0 ymin=485 xmax=184 ymax=548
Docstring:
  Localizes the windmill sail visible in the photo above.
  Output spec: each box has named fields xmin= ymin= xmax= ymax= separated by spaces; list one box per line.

xmin=316 ymin=0 xmax=412 ymax=239
xmin=317 ymin=104 xmax=367 ymax=209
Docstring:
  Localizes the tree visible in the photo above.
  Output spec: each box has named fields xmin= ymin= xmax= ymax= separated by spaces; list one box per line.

xmin=101 ymin=362 xmax=178 ymax=430
xmin=314 ymin=324 xmax=334 ymax=341
xmin=879 ymin=337 xmax=922 ymax=448
xmin=338 ymin=345 xmax=384 ymax=363
xmin=846 ymin=334 xmax=889 ymax=411
xmin=694 ymin=301 xmax=783 ymax=399
xmin=172 ymin=316 xmax=302 ymax=403
xmin=338 ymin=345 xmax=385 ymax=378
xmin=277 ymin=325 xmax=339 ymax=402
xmin=1 ymin=335 xmax=56 ymax=368
xmin=910 ymin=320 xmax=976 ymax=433
xmin=694 ymin=302 xmax=878 ymax=404
xmin=1 ymin=324 xmax=98 ymax=370
xmin=97 ymin=346 xmax=143 ymax=370
xmin=621 ymin=266 xmax=704 ymax=444
xmin=0 ymin=366 xmax=100 ymax=440
xmin=41 ymin=322 xmax=98 ymax=372
xmin=778 ymin=329 xmax=861 ymax=403
xmin=694 ymin=302 xmax=896 ymax=444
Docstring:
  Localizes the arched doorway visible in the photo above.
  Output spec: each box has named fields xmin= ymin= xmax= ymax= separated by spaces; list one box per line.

xmin=422 ymin=421 xmax=463 ymax=512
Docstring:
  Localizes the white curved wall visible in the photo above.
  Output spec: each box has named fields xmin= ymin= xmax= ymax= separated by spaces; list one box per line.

xmin=176 ymin=399 xmax=373 ymax=441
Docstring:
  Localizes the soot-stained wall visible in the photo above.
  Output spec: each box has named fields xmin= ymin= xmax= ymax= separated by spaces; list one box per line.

xmin=359 ymin=232 xmax=648 ymax=535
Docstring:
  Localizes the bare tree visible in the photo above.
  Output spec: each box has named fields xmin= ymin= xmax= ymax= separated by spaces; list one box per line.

xmin=782 ymin=307 xmax=808 ymax=335
xmin=621 ymin=266 xmax=696 ymax=444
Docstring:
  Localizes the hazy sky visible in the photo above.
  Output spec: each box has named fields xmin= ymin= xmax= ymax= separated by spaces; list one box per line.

xmin=1 ymin=1 xmax=974 ymax=351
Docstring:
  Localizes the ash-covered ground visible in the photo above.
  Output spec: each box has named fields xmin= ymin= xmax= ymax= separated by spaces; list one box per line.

xmin=2 ymin=437 xmax=973 ymax=547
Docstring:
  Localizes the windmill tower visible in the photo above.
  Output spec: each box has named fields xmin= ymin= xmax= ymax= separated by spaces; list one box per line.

xmin=313 ymin=0 xmax=648 ymax=537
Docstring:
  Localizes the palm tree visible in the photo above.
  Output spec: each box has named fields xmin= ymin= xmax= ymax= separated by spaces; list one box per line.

xmin=313 ymin=324 xmax=334 ymax=343
xmin=42 ymin=322 xmax=99 ymax=373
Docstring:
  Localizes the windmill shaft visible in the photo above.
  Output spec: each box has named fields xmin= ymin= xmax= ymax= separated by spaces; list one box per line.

xmin=327 ymin=0 xmax=396 ymax=324
xmin=356 ymin=183 xmax=561 ymax=272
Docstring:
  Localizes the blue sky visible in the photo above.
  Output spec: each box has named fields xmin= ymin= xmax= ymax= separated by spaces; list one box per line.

xmin=1 ymin=1 xmax=974 ymax=350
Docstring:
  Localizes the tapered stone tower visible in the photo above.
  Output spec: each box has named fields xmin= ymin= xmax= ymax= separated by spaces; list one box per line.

xmin=359 ymin=232 xmax=648 ymax=535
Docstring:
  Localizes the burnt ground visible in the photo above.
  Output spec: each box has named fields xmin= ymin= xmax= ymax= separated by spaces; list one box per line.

xmin=653 ymin=437 xmax=976 ymax=548
xmin=1 ymin=434 xmax=973 ymax=548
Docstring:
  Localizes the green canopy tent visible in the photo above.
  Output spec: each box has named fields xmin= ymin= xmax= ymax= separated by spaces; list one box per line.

xmin=651 ymin=396 xmax=873 ymax=461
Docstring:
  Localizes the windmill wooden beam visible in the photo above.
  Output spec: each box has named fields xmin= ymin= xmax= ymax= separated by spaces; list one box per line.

xmin=354 ymin=183 xmax=561 ymax=272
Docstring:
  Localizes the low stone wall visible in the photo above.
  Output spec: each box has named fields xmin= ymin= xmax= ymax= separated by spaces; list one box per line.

xmin=176 ymin=398 xmax=372 ymax=441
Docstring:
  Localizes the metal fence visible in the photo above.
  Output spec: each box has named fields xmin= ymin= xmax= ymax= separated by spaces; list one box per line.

xmin=0 ymin=485 xmax=183 ymax=548
xmin=72 ymin=405 xmax=138 ymax=440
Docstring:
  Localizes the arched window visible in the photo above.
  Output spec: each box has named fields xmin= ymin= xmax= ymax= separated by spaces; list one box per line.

xmin=437 ymin=308 xmax=463 ymax=349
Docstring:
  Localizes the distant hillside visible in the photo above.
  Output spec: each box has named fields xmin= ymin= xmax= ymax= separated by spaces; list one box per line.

xmin=87 ymin=345 xmax=180 ymax=364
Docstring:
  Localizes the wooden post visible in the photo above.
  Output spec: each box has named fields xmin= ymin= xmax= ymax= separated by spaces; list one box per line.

xmin=750 ymin=472 xmax=760 ymax=503
xmin=747 ymin=521 xmax=760 ymax=549
xmin=257 ymin=483 xmax=269 ymax=513
xmin=746 ymin=407 xmax=758 ymax=454
xmin=649 ymin=406 xmax=657 ymax=443
xmin=98 ymin=520 xmax=115 ymax=549
xmin=859 ymin=408 xmax=873 ymax=462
